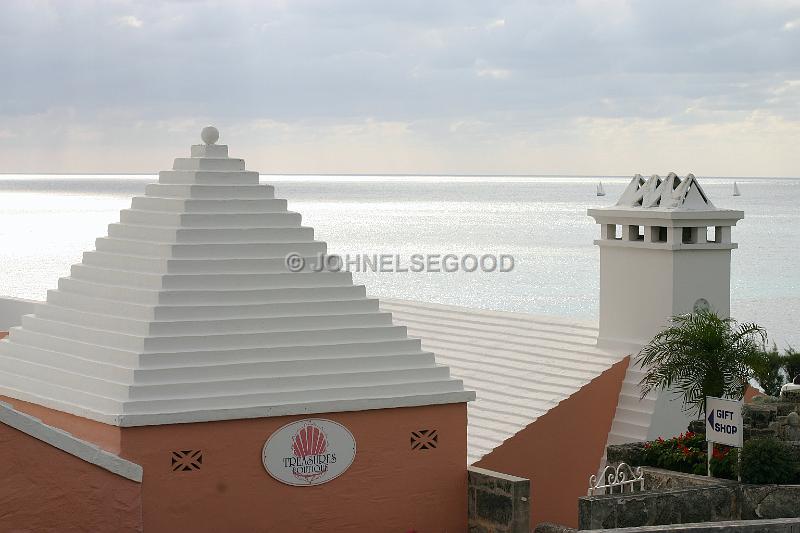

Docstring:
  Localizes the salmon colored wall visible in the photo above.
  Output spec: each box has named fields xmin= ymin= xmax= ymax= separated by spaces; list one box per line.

xmin=0 ymin=332 xmax=7 ymax=339
xmin=119 ymin=404 xmax=468 ymax=533
xmin=0 ymin=421 xmax=142 ymax=532
xmin=0 ymin=395 xmax=122 ymax=454
xmin=744 ymin=385 xmax=765 ymax=403
xmin=475 ymin=357 xmax=629 ymax=528
xmin=1 ymin=394 xmax=469 ymax=532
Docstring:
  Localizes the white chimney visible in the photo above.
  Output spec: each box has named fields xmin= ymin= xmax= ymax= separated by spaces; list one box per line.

xmin=588 ymin=173 xmax=744 ymax=353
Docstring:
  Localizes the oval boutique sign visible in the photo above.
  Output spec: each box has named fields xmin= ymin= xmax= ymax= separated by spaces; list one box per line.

xmin=262 ymin=418 xmax=356 ymax=486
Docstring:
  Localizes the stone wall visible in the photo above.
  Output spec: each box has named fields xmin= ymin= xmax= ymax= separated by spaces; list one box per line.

xmin=579 ymin=484 xmax=739 ymax=530
xmin=535 ymin=522 xmax=578 ymax=533
xmin=579 ymin=467 xmax=800 ymax=529
xmin=642 ymin=468 xmax=736 ymax=491
xmin=740 ymin=485 xmax=800 ymax=520
xmin=744 ymin=398 xmax=800 ymax=441
xmin=588 ymin=518 xmax=800 ymax=533
xmin=468 ymin=466 xmax=530 ymax=533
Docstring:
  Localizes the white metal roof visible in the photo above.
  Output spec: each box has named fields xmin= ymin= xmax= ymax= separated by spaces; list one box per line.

xmin=379 ymin=299 xmax=626 ymax=464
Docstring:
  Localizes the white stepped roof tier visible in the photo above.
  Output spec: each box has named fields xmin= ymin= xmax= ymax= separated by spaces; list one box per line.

xmin=0 ymin=128 xmax=474 ymax=426
xmin=379 ymin=299 xmax=626 ymax=465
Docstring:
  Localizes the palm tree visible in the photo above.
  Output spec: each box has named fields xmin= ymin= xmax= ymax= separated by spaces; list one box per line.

xmin=637 ymin=310 xmax=768 ymax=417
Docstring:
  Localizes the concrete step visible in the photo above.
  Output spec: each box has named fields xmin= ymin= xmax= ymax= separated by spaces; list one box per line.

xmin=157 ymin=170 xmax=259 ymax=185
xmin=82 ymin=251 xmax=322 ymax=274
xmin=144 ymin=183 xmax=275 ymax=199
xmin=7 ymin=326 xmax=423 ymax=367
xmin=70 ymin=264 xmax=354 ymax=290
xmin=0 ymin=342 xmax=135 ymax=381
xmin=20 ymin=315 xmax=411 ymax=352
xmin=119 ymin=210 xmax=301 ymax=229
xmin=0 ymin=357 xmax=455 ymax=403
xmin=609 ymin=419 xmax=649 ymax=440
xmin=120 ymin=379 xmax=469 ymax=415
xmin=46 ymin=290 xmax=379 ymax=321
xmin=107 ymin=224 xmax=313 ymax=244
xmin=0 ymin=370 xmax=468 ymax=422
xmin=611 ymin=406 xmax=654 ymax=427
xmin=127 ymin=366 xmax=452 ymax=400
xmin=57 ymin=277 xmax=364 ymax=305
xmin=5 ymin=327 xmax=140 ymax=366
xmin=35 ymin=304 xmax=394 ymax=337
xmin=0 ymin=341 xmax=438 ymax=386
xmin=172 ymin=157 xmax=245 ymax=171
xmin=95 ymin=237 xmax=327 ymax=259
xmin=617 ymin=391 xmax=657 ymax=411
xmin=131 ymin=197 xmax=287 ymax=213
xmin=133 ymin=351 xmax=438 ymax=384
xmin=606 ymin=431 xmax=646 ymax=445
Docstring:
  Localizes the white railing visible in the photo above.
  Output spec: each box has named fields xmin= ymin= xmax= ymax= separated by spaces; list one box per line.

xmin=587 ymin=462 xmax=644 ymax=496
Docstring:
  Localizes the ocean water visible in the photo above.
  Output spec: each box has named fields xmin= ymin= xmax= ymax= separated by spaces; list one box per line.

xmin=0 ymin=174 xmax=797 ymax=347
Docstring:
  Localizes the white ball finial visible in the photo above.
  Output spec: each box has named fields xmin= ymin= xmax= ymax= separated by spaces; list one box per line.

xmin=201 ymin=126 xmax=219 ymax=145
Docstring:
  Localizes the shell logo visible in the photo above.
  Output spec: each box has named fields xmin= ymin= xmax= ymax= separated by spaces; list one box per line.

xmin=263 ymin=419 xmax=357 ymax=486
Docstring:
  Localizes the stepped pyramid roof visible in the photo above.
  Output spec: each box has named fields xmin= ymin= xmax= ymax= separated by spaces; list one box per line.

xmin=0 ymin=127 xmax=474 ymax=426
xmin=614 ymin=173 xmax=714 ymax=210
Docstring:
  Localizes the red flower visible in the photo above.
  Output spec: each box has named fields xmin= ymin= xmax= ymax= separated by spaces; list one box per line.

xmin=711 ymin=446 xmax=730 ymax=460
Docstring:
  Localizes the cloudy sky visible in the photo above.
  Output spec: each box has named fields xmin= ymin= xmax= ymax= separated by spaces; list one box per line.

xmin=1 ymin=0 xmax=799 ymax=175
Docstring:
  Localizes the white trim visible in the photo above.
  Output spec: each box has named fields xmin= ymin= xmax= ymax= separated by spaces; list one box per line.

xmin=0 ymin=401 xmax=142 ymax=482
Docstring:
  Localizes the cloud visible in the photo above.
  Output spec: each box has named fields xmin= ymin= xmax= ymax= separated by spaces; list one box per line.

xmin=475 ymin=59 xmax=511 ymax=80
xmin=113 ymin=15 xmax=143 ymax=29
xmin=0 ymin=0 xmax=798 ymax=175
xmin=486 ymin=18 xmax=505 ymax=30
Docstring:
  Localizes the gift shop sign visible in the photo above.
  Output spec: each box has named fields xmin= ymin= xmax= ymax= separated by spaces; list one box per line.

xmin=706 ymin=396 xmax=743 ymax=448
xmin=262 ymin=419 xmax=357 ymax=486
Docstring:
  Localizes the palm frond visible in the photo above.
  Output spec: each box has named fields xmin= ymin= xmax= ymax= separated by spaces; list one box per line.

xmin=636 ymin=310 xmax=767 ymax=416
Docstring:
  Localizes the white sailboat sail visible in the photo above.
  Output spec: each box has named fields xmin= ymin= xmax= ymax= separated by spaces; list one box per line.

xmin=733 ymin=182 xmax=741 ymax=196
xmin=596 ymin=181 xmax=606 ymax=196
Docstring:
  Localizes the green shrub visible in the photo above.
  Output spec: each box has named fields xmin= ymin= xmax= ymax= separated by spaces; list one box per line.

xmin=754 ymin=344 xmax=787 ymax=397
xmin=710 ymin=445 xmax=738 ymax=480
xmin=643 ymin=433 xmax=739 ymax=479
xmin=643 ymin=432 xmax=707 ymax=475
xmin=740 ymin=438 xmax=799 ymax=484
xmin=785 ymin=347 xmax=800 ymax=382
